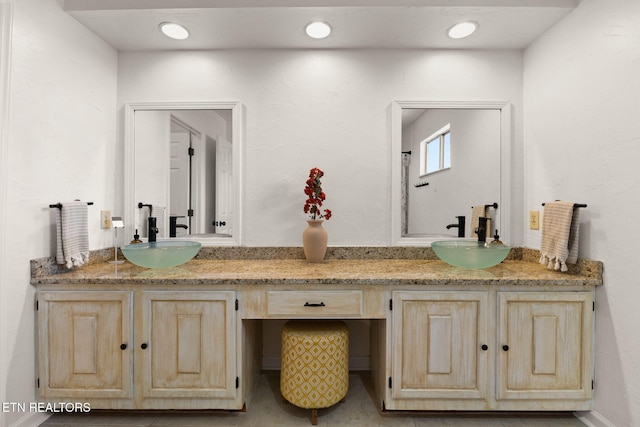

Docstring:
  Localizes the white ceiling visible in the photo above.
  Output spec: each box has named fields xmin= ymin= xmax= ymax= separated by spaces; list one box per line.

xmin=64 ymin=0 xmax=580 ymax=51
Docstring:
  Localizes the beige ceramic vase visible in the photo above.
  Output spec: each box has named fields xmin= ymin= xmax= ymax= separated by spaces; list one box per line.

xmin=302 ymin=220 xmax=328 ymax=263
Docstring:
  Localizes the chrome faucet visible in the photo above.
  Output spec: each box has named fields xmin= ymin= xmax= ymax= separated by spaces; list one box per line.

xmin=148 ymin=217 xmax=158 ymax=242
xmin=446 ymin=215 xmax=466 ymax=238
xmin=475 ymin=217 xmax=488 ymax=243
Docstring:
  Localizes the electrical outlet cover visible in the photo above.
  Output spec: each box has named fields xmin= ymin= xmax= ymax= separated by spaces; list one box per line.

xmin=101 ymin=210 xmax=111 ymax=229
xmin=529 ymin=211 xmax=540 ymax=230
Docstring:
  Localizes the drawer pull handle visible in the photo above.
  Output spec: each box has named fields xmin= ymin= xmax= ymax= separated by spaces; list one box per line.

xmin=502 ymin=345 xmax=509 ymax=352
xmin=304 ymin=302 xmax=326 ymax=307
xmin=481 ymin=344 xmax=488 ymax=351
xmin=120 ymin=343 xmax=127 ymax=350
xmin=141 ymin=343 xmax=148 ymax=350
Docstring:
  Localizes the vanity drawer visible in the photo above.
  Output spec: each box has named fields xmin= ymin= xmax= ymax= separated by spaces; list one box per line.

xmin=266 ymin=290 xmax=363 ymax=318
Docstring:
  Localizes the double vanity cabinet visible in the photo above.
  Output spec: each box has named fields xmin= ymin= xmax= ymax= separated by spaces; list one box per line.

xmin=31 ymin=254 xmax=602 ymax=413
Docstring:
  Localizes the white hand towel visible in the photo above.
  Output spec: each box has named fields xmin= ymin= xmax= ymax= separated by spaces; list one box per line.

xmin=471 ymin=205 xmax=490 ymax=239
xmin=539 ymin=201 xmax=579 ymax=272
xmin=55 ymin=201 xmax=89 ymax=268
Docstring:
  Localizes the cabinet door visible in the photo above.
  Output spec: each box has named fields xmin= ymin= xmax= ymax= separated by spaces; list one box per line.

xmin=391 ymin=291 xmax=488 ymax=400
xmin=497 ymin=292 xmax=593 ymax=400
xmin=37 ymin=291 xmax=133 ymax=398
xmin=138 ymin=291 xmax=237 ymax=399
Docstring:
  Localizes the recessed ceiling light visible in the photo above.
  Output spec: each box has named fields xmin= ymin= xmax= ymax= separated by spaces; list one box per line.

xmin=305 ymin=21 xmax=332 ymax=39
xmin=159 ymin=22 xmax=190 ymax=40
xmin=447 ymin=21 xmax=478 ymax=39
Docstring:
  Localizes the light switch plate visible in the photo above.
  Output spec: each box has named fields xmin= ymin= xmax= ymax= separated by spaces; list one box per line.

xmin=101 ymin=210 xmax=111 ymax=229
xmin=529 ymin=211 xmax=540 ymax=230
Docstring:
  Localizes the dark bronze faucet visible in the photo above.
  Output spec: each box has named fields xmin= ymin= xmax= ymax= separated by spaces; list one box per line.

xmin=148 ymin=217 xmax=158 ymax=242
xmin=475 ymin=217 xmax=488 ymax=243
xmin=170 ymin=216 xmax=189 ymax=237
xmin=446 ymin=215 xmax=466 ymax=238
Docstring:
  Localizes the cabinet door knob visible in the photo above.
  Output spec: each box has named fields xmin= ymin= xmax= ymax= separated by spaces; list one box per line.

xmin=502 ymin=345 xmax=509 ymax=351
xmin=481 ymin=344 xmax=488 ymax=351
xmin=120 ymin=343 xmax=127 ymax=350
xmin=141 ymin=343 xmax=148 ymax=350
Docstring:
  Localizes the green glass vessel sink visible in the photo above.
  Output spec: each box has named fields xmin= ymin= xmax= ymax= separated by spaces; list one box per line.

xmin=121 ymin=241 xmax=201 ymax=269
xmin=431 ymin=240 xmax=510 ymax=269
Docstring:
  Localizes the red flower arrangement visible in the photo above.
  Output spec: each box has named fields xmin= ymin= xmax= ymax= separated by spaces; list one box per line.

xmin=303 ymin=168 xmax=332 ymax=221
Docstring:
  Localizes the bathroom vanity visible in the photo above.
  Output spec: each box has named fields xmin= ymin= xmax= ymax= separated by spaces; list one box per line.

xmin=31 ymin=249 xmax=602 ymax=413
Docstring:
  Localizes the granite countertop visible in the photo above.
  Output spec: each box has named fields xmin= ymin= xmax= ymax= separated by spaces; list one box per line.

xmin=31 ymin=256 xmax=603 ymax=287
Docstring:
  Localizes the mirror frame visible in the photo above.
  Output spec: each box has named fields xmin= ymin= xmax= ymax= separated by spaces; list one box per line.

xmin=390 ymin=100 xmax=512 ymax=246
xmin=124 ymin=101 xmax=243 ymax=246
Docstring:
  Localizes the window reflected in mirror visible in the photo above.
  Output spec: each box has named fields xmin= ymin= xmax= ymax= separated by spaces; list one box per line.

xmin=420 ymin=123 xmax=451 ymax=176
xmin=400 ymin=107 xmax=501 ymax=239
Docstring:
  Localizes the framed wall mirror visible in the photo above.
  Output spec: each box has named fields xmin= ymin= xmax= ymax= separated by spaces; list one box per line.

xmin=390 ymin=101 xmax=511 ymax=246
xmin=124 ymin=101 xmax=243 ymax=246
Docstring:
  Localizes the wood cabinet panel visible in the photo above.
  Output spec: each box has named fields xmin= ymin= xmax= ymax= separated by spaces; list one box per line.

xmin=37 ymin=291 xmax=132 ymax=399
xmin=139 ymin=291 xmax=238 ymax=399
xmin=391 ymin=291 xmax=488 ymax=400
xmin=497 ymin=292 xmax=593 ymax=401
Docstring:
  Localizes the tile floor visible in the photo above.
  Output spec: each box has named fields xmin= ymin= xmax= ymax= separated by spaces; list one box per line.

xmin=40 ymin=372 xmax=586 ymax=427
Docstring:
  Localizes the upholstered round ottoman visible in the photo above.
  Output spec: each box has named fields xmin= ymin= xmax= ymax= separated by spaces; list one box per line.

xmin=280 ymin=320 xmax=349 ymax=425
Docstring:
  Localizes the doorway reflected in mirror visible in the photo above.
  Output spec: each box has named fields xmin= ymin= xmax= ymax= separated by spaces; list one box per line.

xmin=124 ymin=102 xmax=242 ymax=246
xmin=135 ymin=109 xmax=232 ymax=239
